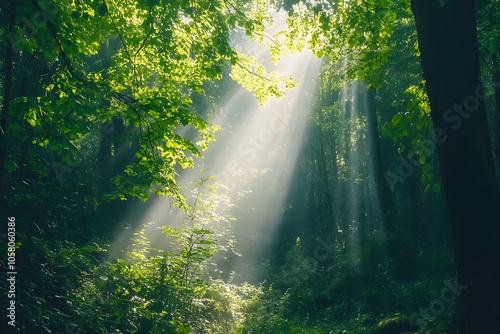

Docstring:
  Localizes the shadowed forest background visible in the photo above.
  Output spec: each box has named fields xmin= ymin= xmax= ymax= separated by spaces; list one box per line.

xmin=1 ymin=0 xmax=500 ymax=333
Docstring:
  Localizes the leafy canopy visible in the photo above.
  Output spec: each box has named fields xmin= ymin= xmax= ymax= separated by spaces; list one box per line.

xmin=8 ymin=0 xmax=297 ymax=203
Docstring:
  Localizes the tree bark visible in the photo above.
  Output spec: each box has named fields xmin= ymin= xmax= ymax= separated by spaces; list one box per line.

xmin=411 ymin=0 xmax=500 ymax=331
xmin=494 ymin=70 xmax=500 ymax=185
xmin=0 ymin=2 xmax=16 ymax=203
xmin=365 ymin=87 xmax=394 ymax=210
xmin=365 ymin=85 xmax=392 ymax=213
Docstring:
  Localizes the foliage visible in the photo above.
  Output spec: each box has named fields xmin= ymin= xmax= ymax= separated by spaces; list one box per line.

xmin=4 ymin=0 xmax=298 ymax=205
xmin=63 ymin=180 xmax=262 ymax=333
xmin=268 ymin=0 xmax=411 ymax=88
xmin=3 ymin=0 xmax=492 ymax=332
xmin=0 ymin=234 xmax=107 ymax=333
xmin=477 ymin=0 xmax=500 ymax=78
xmin=382 ymin=79 xmax=441 ymax=193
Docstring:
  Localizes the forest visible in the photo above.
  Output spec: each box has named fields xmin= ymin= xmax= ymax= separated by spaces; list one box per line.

xmin=1 ymin=0 xmax=500 ymax=333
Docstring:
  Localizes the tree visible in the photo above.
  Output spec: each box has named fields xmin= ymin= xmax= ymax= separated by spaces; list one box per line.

xmin=410 ymin=1 xmax=500 ymax=331
xmin=0 ymin=1 xmax=16 ymax=205
xmin=0 ymin=0 xmax=295 ymax=206
xmin=476 ymin=0 xmax=500 ymax=183
xmin=271 ymin=0 xmax=500 ymax=330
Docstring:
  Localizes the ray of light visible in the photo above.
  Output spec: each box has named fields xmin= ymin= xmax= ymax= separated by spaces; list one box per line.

xmin=106 ymin=46 xmax=322 ymax=282
xmin=334 ymin=79 xmax=391 ymax=278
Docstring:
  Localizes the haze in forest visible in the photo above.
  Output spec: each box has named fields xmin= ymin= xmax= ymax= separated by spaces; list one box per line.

xmin=1 ymin=1 xmax=499 ymax=333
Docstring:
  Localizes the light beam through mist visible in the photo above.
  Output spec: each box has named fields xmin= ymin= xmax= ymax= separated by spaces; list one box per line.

xmin=335 ymin=79 xmax=389 ymax=276
xmin=107 ymin=45 xmax=322 ymax=282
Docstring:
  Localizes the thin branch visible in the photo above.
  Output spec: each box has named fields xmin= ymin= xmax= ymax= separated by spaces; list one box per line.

xmin=253 ymin=31 xmax=280 ymax=46
xmin=134 ymin=7 xmax=154 ymax=58
xmin=39 ymin=63 xmax=64 ymax=84
xmin=104 ymin=0 xmax=142 ymax=91
xmin=31 ymin=0 xmax=86 ymax=83
xmin=235 ymin=63 xmax=272 ymax=82
xmin=223 ymin=0 xmax=245 ymax=18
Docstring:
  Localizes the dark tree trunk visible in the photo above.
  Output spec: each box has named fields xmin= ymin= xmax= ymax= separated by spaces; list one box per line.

xmin=0 ymin=2 xmax=16 ymax=203
xmin=112 ymin=116 xmax=126 ymax=176
xmin=365 ymin=86 xmax=392 ymax=213
xmin=316 ymin=134 xmax=335 ymax=232
xmin=328 ymin=129 xmax=339 ymax=234
xmin=411 ymin=1 xmax=500 ymax=331
xmin=99 ymin=121 xmax=113 ymax=195
xmin=488 ymin=42 xmax=500 ymax=186
xmin=364 ymin=84 xmax=399 ymax=260
xmin=494 ymin=71 xmax=500 ymax=184
xmin=98 ymin=40 xmax=114 ymax=196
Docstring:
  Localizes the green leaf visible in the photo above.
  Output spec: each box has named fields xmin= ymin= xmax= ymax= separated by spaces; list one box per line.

xmin=392 ymin=113 xmax=402 ymax=126
xmin=43 ymin=49 xmax=56 ymax=61
xmin=198 ymin=240 xmax=215 ymax=245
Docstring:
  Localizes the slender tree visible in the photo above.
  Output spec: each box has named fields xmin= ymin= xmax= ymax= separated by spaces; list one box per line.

xmin=0 ymin=1 xmax=16 ymax=203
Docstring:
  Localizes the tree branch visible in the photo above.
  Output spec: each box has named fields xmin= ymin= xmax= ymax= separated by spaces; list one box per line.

xmin=235 ymin=63 xmax=272 ymax=82
xmin=31 ymin=0 xmax=86 ymax=83
xmin=105 ymin=0 xmax=142 ymax=91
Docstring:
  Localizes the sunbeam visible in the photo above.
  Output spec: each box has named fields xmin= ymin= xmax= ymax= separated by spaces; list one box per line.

xmin=335 ymin=79 xmax=390 ymax=276
xmin=9 ymin=1 xmax=484 ymax=332
xmin=106 ymin=47 xmax=322 ymax=283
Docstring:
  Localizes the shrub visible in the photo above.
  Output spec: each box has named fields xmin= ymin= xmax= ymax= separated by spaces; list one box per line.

xmin=67 ymin=180 xmax=262 ymax=333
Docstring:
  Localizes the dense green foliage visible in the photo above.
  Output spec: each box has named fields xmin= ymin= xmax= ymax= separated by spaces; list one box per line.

xmin=2 ymin=0 xmax=296 ymax=203
xmin=1 ymin=0 xmax=499 ymax=333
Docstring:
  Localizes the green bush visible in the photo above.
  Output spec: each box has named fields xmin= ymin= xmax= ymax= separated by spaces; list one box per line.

xmin=66 ymin=181 xmax=263 ymax=333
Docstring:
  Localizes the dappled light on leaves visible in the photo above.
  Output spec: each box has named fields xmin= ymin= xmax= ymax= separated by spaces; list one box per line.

xmin=3 ymin=0 xmax=498 ymax=332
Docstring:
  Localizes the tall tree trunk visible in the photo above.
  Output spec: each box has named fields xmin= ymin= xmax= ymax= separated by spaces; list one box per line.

xmin=365 ymin=86 xmax=392 ymax=213
xmin=316 ymin=134 xmax=335 ymax=232
xmin=99 ymin=121 xmax=113 ymax=195
xmin=0 ymin=2 xmax=16 ymax=203
xmin=364 ymin=84 xmax=399 ymax=260
xmin=494 ymin=68 xmax=500 ymax=184
xmin=98 ymin=40 xmax=114 ymax=196
xmin=328 ymin=129 xmax=339 ymax=235
xmin=112 ymin=115 xmax=126 ymax=176
xmin=411 ymin=1 xmax=500 ymax=331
